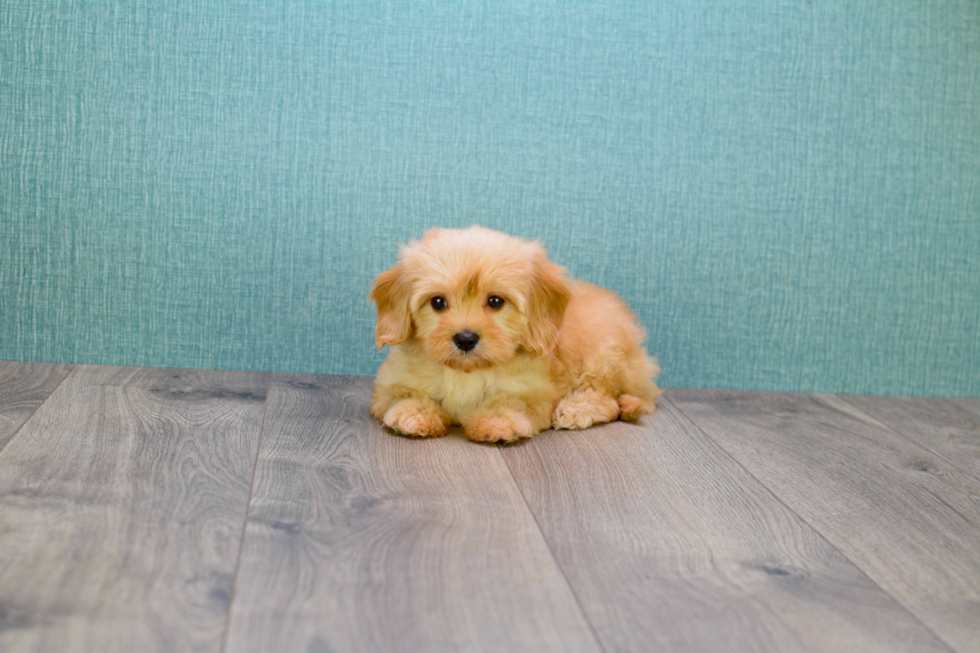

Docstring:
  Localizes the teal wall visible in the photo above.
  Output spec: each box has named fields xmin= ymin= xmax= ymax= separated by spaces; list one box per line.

xmin=2 ymin=1 xmax=978 ymax=396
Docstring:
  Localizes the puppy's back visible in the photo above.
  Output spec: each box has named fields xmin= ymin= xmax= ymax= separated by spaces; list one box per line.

xmin=555 ymin=280 xmax=659 ymax=398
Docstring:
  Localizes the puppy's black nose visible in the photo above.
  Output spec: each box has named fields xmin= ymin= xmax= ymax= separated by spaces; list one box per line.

xmin=453 ymin=330 xmax=480 ymax=352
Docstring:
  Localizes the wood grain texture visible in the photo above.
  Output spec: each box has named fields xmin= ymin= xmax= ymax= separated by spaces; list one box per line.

xmin=0 ymin=364 xmax=269 ymax=652
xmin=950 ymin=398 xmax=980 ymax=419
xmin=838 ymin=395 xmax=980 ymax=482
xmin=0 ymin=361 xmax=73 ymax=451
xmin=669 ymin=389 xmax=980 ymax=653
xmin=501 ymin=398 xmax=949 ymax=653
xmin=225 ymin=374 xmax=601 ymax=653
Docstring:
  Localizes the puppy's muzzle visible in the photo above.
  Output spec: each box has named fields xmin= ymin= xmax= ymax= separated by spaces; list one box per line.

xmin=453 ymin=330 xmax=480 ymax=352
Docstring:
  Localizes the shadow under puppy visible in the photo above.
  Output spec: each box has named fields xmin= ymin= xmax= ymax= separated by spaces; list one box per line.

xmin=370 ymin=226 xmax=661 ymax=443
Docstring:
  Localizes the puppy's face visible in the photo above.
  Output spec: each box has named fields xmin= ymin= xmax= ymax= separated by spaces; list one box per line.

xmin=370 ymin=227 xmax=570 ymax=371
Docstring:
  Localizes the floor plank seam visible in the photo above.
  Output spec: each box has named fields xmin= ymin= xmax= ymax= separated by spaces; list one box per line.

xmin=836 ymin=395 xmax=980 ymax=486
xmin=661 ymin=395 xmax=959 ymax=653
xmin=219 ymin=371 xmax=274 ymax=653
xmin=0 ymin=363 xmax=75 ymax=460
xmin=499 ymin=446 xmax=610 ymax=653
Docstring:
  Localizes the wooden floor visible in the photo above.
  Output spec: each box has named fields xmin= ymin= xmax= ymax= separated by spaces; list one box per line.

xmin=0 ymin=362 xmax=977 ymax=653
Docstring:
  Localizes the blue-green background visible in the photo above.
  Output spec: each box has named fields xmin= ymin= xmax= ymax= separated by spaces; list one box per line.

xmin=2 ymin=1 xmax=978 ymax=396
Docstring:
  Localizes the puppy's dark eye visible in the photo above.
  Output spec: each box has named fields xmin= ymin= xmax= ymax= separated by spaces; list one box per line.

xmin=487 ymin=295 xmax=505 ymax=310
xmin=431 ymin=296 xmax=447 ymax=311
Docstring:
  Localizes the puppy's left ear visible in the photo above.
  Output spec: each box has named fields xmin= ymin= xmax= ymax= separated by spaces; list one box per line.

xmin=369 ymin=263 xmax=412 ymax=349
xmin=522 ymin=255 xmax=571 ymax=357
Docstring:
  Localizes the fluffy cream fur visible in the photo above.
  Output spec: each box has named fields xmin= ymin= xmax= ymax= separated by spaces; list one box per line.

xmin=369 ymin=226 xmax=661 ymax=443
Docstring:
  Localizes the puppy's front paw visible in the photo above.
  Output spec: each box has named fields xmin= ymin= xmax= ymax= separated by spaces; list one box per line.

xmin=383 ymin=400 xmax=448 ymax=438
xmin=552 ymin=389 xmax=619 ymax=430
xmin=463 ymin=410 xmax=535 ymax=444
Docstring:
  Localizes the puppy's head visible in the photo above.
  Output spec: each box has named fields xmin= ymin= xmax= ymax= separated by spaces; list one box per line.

xmin=370 ymin=226 xmax=570 ymax=370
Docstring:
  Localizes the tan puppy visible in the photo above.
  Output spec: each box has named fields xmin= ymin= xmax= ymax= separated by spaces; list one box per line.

xmin=369 ymin=226 xmax=661 ymax=443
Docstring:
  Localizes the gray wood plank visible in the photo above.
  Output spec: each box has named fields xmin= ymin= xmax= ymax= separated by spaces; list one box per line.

xmin=0 ymin=364 xmax=269 ymax=652
xmin=669 ymin=389 xmax=980 ymax=653
xmin=838 ymin=395 xmax=980 ymax=482
xmin=0 ymin=361 xmax=73 ymax=451
xmin=225 ymin=374 xmax=601 ymax=653
xmin=950 ymin=398 xmax=980 ymax=419
xmin=501 ymin=398 xmax=950 ymax=653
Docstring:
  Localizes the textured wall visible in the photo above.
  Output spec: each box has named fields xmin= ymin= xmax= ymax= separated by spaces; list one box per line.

xmin=2 ymin=1 xmax=978 ymax=395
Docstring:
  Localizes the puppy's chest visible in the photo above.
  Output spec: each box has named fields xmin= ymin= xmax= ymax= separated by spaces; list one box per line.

xmin=437 ymin=369 xmax=497 ymax=419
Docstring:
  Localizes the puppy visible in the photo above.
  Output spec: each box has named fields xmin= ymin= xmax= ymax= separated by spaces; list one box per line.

xmin=369 ymin=226 xmax=661 ymax=443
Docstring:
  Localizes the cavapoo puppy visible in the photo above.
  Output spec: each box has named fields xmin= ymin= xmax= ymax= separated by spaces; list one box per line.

xmin=369 ymin=226 xmax=660 ymax=443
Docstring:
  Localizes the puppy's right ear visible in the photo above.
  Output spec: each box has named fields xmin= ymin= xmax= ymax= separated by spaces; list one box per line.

xmin=369 ymin=264 xmax=412 ymax=349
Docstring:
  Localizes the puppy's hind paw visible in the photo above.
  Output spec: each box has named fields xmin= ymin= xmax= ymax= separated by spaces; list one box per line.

xmin=617 ymin=394 xmax=653 ymax=421
xmin=383 ymin=400 xmax=448 ymax=438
